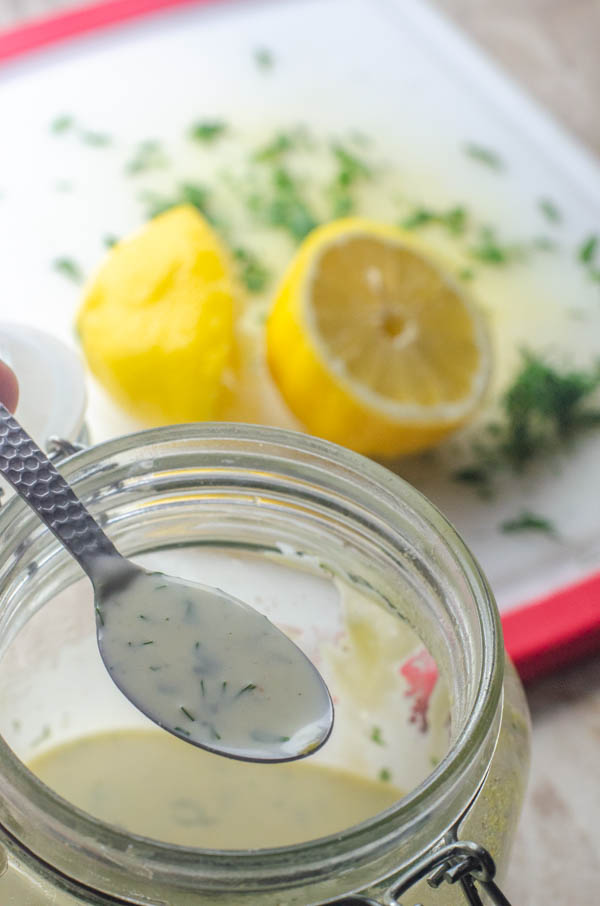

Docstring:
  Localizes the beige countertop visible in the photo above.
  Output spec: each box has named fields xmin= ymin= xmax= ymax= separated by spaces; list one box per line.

xmin=2 ymin=1 xmax=600 ymax=902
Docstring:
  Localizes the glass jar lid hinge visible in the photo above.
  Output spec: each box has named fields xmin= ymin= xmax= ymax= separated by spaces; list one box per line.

xmin=328 ymin=840 xmax=512 ymax=906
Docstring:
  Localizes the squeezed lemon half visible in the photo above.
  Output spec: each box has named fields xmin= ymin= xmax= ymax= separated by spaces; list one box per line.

xmin=266 ymin=218 xmax=491 ymax=456
xmin=77 ymin=205 xmax=238 ymax=425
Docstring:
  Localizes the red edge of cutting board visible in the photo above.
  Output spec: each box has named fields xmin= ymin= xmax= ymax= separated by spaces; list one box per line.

xmin=1 ymin=0 xmax=599 ymax=683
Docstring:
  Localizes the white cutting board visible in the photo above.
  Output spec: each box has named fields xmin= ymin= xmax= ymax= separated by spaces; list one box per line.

xmin=1 ymin=0 xmax=599 ymax=615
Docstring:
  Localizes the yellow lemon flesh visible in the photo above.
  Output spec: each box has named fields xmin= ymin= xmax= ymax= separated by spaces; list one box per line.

xmin=266 ymin=218 xmax=491 ymax=457
xmin=77 ymin=205 xmax=237 ymax=425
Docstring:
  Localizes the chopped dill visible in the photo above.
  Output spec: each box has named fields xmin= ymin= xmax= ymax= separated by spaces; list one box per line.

xmin=378 ymin=768 xmax=392 ymax=782
xmin=253 ymin=127 xmax=311 ymax=162
xmin=469 ymin=227 xmax=513 ymax=264
xmin=141 ymin=640 xmax=155 ymax=646
xmin=138 ymin=614 xmax=149 ymax=621
xmin=50 ymin=114 xmax=74 ymax=134
xmin=254 ymin=47 xmax=274 ymax=70
xmin=80 ymin=130 xmax=111 ymax=147
xmin=180 ymin=706 xmax=196 ymax=722
xmin=149 ymin=666 xmax=161 ymax=672
xmin=463 ymin=142 xmax=504 ymax=170
xmin=204 ymin=722 xmax=222 ymax=740
xmin=237 ymin=683 xmax=257 ymax=697
xmin=233 ymin=246 xmax=270 ymax=292
xmin=370 ymin=726 xmax=385 ymax=745
xmin=578 ymin=234 xmax=598 ymax=265
xmin=454 ymin=350 xmax=600 ymax=494
xmin=126 ymin=139 xmax=168 ymax=175
xmin=402 ymin=205 xmax=468 ymax=236
xmin=103 ymin=234 xmax=119 ymax=249
xmin=174 ymin=726 xmax=191 ymax=737
xmin=458 ymin=268 xmax=475 ymax=281
xmin=140 ymin=182 xmax=211 ymax=220
xmin=200 ymin=679 xmax=206 ymax=697
xmin=53 ymin=257 xmax=83 ymax=283
xmin=221 ymin=681 xmax=227 ymax=694
xmin=500 ymin=511 xmax=557 ymax=536
xmin=189 ymin=120 xmax=227 ymax=143
xmin=250 ymin=166 xmax=318 ymax=241
xmin=95 ymin=605 xmax=104 ymax=626
xmin=539 ymin=198 xmax=562 ymax=224
xmin=327 ymin=143 xmax=372 ymax=217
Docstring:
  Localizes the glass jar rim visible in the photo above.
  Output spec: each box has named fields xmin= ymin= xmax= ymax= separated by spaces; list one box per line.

xmin=0 ymin=423 xmax=504 ymax=898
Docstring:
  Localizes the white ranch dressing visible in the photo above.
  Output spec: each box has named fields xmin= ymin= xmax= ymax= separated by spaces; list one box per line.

xmin=96 ymin=569 xmax=332 ymax=761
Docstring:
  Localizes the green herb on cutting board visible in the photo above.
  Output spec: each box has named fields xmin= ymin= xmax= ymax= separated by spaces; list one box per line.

xmin=538 ymin=198 xmax=562 ymax=224
xmin=126 ymin=140 xmax=169 ymax=174
xmin=254 ymin=47 xmax=275 ymax=70
xmin=189 ymin=121 xmax=228 ymax=143
xmin=50 ymin=114 xmax=74 ymax=134
xmin=463 ymin=143 xmax=504 ymax=170
xmin=233 ymin=247 xmax=270 ymax=293
xmin=402 ymin=205 xmax=468 ymax=236
xmin=53 ymin=257 xmax=84 ymax=283
xmin=454 ymin=351 xmax=600 ymax=495
xmin=500 ymin=511 xmax=557 ymax=536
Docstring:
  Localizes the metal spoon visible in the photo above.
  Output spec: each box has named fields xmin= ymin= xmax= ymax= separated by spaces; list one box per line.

xmin=0 ymin=404 xmax=334 ymax=762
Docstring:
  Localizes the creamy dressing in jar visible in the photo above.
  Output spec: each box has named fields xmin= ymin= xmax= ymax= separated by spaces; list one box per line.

xmin=27 ymin=729 xmax=401 ymax=848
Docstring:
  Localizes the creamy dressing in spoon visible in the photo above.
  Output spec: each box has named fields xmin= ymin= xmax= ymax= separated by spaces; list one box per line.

xmin=96 ymin=568 xmax=333 ymax=761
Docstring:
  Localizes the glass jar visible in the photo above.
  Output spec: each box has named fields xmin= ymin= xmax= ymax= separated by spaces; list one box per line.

xmin=0 ymin=424 xmax=530 ymax=906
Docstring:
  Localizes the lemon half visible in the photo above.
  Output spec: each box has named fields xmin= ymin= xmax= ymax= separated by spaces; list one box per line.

xmin=266 ymin=218 xmax=491 ymax=456
xmin=77 ymin=205 xmax=237 ymax=425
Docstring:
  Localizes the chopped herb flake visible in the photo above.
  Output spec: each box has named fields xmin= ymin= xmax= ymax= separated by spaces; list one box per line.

xmin=539 ymin=198 xmax=562 ymax=224
xmin=189 ymin=120 xmax=227 ymax=143
xmin=254 ymin=47 xmax=274 ymax=70
xmin=469 ymin=226 xmax=527 ymax=266
xmin=327 ymin=143 xmax=372 ymax=218
xmin=402 ymin=205 xmax=468 ymax=236
xmin=126 ymin=139 xmax=168 ymax=174
xmin=454 ymin=351 xmax=600 ymax=493
xmin=500 ymin=511 xmax=557 ymax=536
xmin=180 ymin=706 xmax=196 ymax=722
xmin=464 ymin=143 xmax=504 ymax=170
xmin=103 ymin=234 xmax=119 ymax=249
xmin=174 ymin=726 xmax=191 ymax=737
xmin=378 ymin=768 xmax=392 ymax=782
xmin=233 ymin=246 xmax=270 ymax=293
xmin=578 ymin=234 xmax=598 ymax=265
xmin=51 ymin=114 xmax=74 ymax=134
xmin=53 ymin=257 xmax=83 ymax=283
xmin=371 ymin=726 xmax=385 ymax=745
xmin=237 ymin=683 xmax=257 ymax=697
xmin=141 ymin=182 xmax=211 ymax=221
xmin=80 ymin=130 xmax=111 ymax=147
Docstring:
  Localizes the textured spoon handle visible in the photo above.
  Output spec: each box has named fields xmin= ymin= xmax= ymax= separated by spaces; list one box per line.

xmin=0 ymin=404 xmax=120 ymax=576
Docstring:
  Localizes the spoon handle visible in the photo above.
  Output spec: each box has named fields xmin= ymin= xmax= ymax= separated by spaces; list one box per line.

xmin=0 ymin=403 xmax=120 ymax=576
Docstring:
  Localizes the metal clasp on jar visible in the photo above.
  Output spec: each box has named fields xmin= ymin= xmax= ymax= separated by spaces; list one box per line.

xmin=326 ymin=839 xmax=512 ymax=906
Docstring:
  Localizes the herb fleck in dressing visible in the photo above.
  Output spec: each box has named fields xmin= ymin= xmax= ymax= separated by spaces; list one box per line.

xmin=97 ymin=570 xmax=332 ymax=761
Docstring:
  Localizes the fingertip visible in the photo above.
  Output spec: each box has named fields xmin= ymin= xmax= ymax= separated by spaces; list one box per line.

xmin=0 ymin=361 xmax=19 ymax=413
